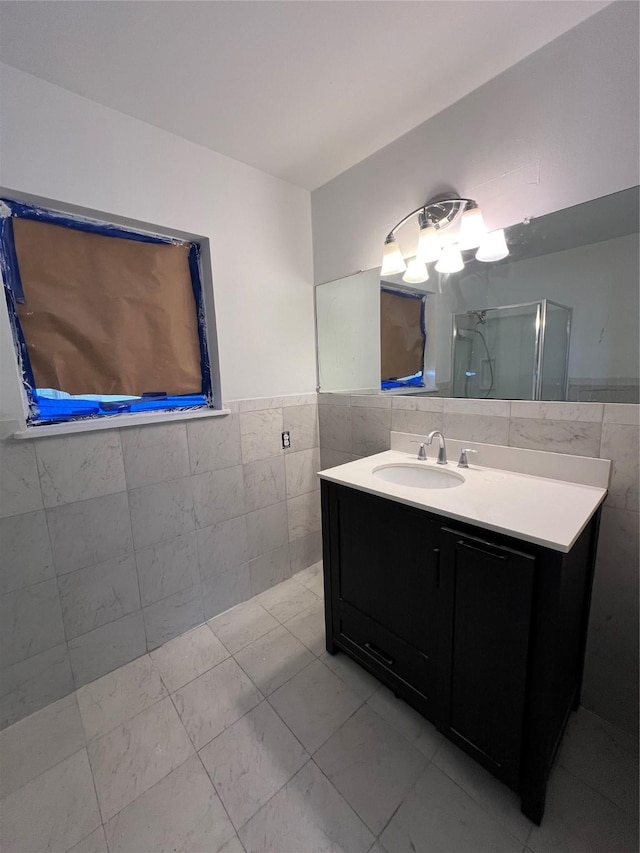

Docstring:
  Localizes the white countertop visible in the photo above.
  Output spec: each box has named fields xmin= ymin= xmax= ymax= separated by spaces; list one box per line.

xmin=318 ymin=449 xmax=608 ymax=552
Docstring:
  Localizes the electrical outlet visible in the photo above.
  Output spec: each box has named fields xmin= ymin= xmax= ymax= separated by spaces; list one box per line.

xmin=282 ymin=431 xmax=291 ymax=449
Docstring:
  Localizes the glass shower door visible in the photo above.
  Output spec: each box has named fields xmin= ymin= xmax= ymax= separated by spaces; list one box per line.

xmin=452 ymin=304 xmax=539 ymax=399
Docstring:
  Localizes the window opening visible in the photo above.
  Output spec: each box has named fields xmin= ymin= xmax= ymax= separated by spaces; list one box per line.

xmin=0 ymin=198 xmax=213 ymax=426
xmin=380 ymin=286 xmax=426 ymax=390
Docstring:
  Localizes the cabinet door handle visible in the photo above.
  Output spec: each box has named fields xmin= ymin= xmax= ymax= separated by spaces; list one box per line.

xmin=433 ymin=547 xmax=440 ymax=588
xmin=364 ymin=642 xmax=394 ymax=667
xmin=457 ymin=539 xmax=507 ymax=561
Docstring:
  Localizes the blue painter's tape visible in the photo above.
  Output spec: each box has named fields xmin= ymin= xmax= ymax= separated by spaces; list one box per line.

xmin=1 ymin=196 xmax=214 ymax=426
xmin=380 ymin=286 xmax=427 ymax=389
xmin=32 ymin=393 xmax=208 ymax=425
xmin=0 ymin=217 xmax=25 ymax=302
xmin=0 ymin=199 xmax=179 ymax=246
xmin=188 ymin=243 xmax=213 ymax=403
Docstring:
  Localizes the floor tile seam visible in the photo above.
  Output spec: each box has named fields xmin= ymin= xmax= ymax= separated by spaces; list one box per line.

xmin=192 ymin=747 xmax=241 ymax=846
xmin=247 ymin=581 xmax=319 ymax=626
xmin=270 ymin=613 xmax=324 ymax=659
xmin=0 ymin=743 xmax=90 ymax=804
xmin=260 ymin=591 xmax=322 ymax=628
xmin=424 ymin=757 xmax=530 ymax=846
xmin=262 ymin=656 xmax=333 ymax=741
xmin=96 ymin=751 xmax=198 ymax=834
xmin=280 ymin=594 xmax=324 ymax=628
xmin=229 ymin=754 xmax=314 ymax=840
xmin=312 ymin=734 xmax=427 ymax=839
xmin=309 ymin=757 xmax=376 ymax=842
xmin=201 ymin=741 xmax=313 ymax=837
xmin=174 ymin=681 xmax=265 ymax=754
xmin=555 ymin=760 xmax=640 ymax=821
xmin=81 ymin=744 xmax=105 ymax=848
xmin=155 ymin=645 xmax=232 ymax=697
xmin=64 ymin=825 xmax=107 ymax=853
xmin=207 ymin=617 xmax=278 ymax=657
xmin=373 ymin=758 xmax=427 ymax=843
xmin=230 ymin=637 xmax=306 ymax=698
xmin=280 ymin=623 xmax=324 ymax=660
xmin=193 ymin=693 xmax=309 ymax=772
xmin=0 ymin=690 xmax=90 ymax=764
xmin=363 ymin=689 xmax=444 ymax=758
xmin=81 ymin=685 xmax=175 ymax=748
xmin=306 ymin=693 xmax=368 ymax=759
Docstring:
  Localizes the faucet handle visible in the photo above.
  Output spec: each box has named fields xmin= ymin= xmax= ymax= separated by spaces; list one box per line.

xmin=458 ymin=448 xmax=478 ymax=468
xmin=410 ymin=441 xmax=427 ymax=461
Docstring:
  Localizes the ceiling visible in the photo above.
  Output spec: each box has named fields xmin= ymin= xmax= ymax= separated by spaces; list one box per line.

xmin=0 ymin=1 xmax=610 ymax=190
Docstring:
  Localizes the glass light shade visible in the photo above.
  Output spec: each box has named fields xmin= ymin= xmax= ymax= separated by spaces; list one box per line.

xmin=435 ymin=243 xmax=464 ymax=273
xmin=402 ymin=257 xmax=429 ymax=284
xmin=416 ymin=224 xmax=440 ymax=263
xmin=381 ymin=238 xmax=407 ymax=275
xmin=475 ymin=229 xmax=509 ymax=262
xmin=458 ymin=206 xmax=487 ymax=250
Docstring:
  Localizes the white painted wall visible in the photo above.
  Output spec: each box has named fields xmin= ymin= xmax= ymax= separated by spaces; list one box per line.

xmin=0 ymin=64 xmax=316 ymax=418
xmin=311 ymin=2 xmax=640 ymax=285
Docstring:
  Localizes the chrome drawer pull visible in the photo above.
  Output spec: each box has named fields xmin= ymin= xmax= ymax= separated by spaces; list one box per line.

xmin=458 ymin=540 xmax=507 ymax=561
xmin=364 ymin=642 xmax=394 ymax=667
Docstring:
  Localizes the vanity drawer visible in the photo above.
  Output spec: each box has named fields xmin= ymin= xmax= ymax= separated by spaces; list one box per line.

xmin=336 ymin=603 xmax=433 ymax=701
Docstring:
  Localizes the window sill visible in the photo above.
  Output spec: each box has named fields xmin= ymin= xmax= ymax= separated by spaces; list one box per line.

xmin=12 ymin=406 xmax=231 ymax=439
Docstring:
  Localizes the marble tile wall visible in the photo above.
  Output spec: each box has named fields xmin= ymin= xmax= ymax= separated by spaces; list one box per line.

xmin=319 ymin=395 xmax=639 ymax=735
xmin=0 ymin=394 xmax=321 ymax=729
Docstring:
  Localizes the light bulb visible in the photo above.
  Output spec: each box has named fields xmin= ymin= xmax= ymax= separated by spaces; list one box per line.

xmin=458 ymin=205 xmax=487 ymax=250
xmin=435 ymin=243 xmax=464 ymax=274
xmin=416 ymin=224 xmax=440 ymax=264
xmin=381 ymin=237 xmax=407 ymax=276
xmin=476 ymin=229 xmax=509 ymax=262
xmin=402 ymin=257 xmax=429 ymax=284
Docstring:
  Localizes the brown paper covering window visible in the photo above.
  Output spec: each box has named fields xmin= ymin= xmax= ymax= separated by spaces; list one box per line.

xmin=13 ymin=218 xmax=202 ymax=396
xmin=380 ymin=289 xmax=425 ymax=381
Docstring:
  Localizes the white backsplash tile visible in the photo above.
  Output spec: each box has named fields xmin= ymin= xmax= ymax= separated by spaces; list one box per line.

xmin=510 ymin=401 xmax=603 ymax=422
xmin=443 ymin=398 xmax=511 ymax=417
xmin=509 ymin=418 xmax=602 ymax=457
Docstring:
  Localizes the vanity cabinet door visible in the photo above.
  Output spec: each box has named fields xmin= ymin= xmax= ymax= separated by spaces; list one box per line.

xmin=437 ymin=527 xmax=535 ymax=789
xmin=325 ymin=485 xmax=438 ymax=700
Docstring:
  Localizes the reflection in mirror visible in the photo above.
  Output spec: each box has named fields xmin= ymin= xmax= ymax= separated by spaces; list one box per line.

xmin=315 ymin=186 xmax=639 ymax=402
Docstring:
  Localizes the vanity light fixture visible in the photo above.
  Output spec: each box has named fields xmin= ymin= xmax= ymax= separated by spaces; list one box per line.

xmin=381 ymin=235 xmax=407 ymax=276
xmin=402 ymin=257 xmax=429 ymax=284
xmin=381 ymin=194 xmax=508 ymax=276
xmin=435 ymin=243 xmax=464 ymax=274
xmin=475 ymin=228 xmax=509 ymax=262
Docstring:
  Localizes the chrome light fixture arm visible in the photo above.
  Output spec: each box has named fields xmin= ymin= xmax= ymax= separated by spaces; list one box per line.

xmin=384 ymin=197 xmax=476 ymax=243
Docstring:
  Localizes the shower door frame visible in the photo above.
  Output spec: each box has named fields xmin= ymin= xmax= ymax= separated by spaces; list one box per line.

xmin=452 ymin=299 xmax=573 ymax=401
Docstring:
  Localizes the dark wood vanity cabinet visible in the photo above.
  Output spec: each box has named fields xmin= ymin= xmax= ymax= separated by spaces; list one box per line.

xmin=321 ymin=481 xmax=601 ymax=825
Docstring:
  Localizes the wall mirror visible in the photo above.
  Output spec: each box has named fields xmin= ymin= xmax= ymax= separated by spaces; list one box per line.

xmin=315 ymin=186 xmax=639 ymax=403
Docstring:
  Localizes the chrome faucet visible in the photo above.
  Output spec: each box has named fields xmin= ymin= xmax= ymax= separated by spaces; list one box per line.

xmin=426 ymin=430 xmax=448 ymax=465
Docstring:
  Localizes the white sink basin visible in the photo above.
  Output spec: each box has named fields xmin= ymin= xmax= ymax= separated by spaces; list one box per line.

xmin=372 ymin=463 xmax=465 ymax=489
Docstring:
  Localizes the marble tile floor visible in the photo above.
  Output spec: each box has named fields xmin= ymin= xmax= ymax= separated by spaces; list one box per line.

xmin=1 ymin=560 xmax=637 ymax=853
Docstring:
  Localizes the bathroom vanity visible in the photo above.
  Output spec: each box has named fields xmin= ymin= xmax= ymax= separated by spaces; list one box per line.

xmin=319 ymin=436 xmax=609 ymax=825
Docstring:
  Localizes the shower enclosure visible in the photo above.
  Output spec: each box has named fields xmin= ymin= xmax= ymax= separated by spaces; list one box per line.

xmin=452 ymin=300 xmax=572 ymax=400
